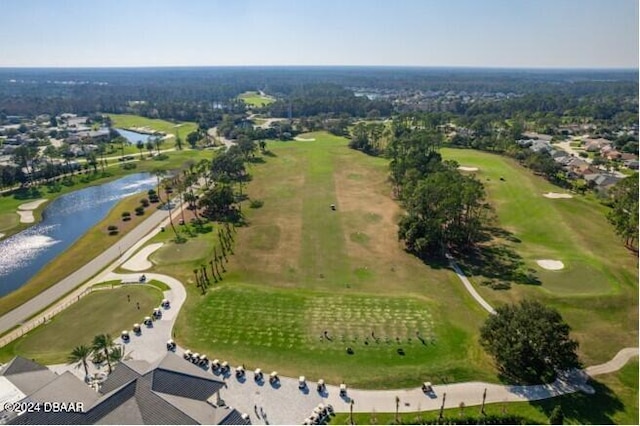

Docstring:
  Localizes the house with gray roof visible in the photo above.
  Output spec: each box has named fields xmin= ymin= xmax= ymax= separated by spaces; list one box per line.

xmin=1 ymin=354 xmax=249 ymax=425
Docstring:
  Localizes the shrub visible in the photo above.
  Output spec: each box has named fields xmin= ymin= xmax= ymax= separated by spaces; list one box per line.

xmin=249 ymin=199 xmax=264 ymax=209
xmin=147 ymin=189 xmax=156 ymax=196
xmin=140 ymin=198 xmax=150 ymax=207
xmin=135 ymin=206 xmax=145 ymax=216
xmin=122 ymin=211 xmax=131 ymax=221
xmin=153 ymin=153 xmax=169 ymax=161
xmin=122 ymin=162 xmax=137 ymax=170
xmin=107 ymin=225 xmax=119 ymax=235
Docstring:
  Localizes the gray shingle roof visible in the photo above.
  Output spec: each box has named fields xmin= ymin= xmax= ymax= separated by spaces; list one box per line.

xmin=0 ymin=357 xmax=48 ymax=376
xmin=7 ymin=353 xmax=238 ymax=425
xmin=0 ymin=357 xmax=57 ymax=396
xmin=151 ymin=369 xmax=223 ymax=401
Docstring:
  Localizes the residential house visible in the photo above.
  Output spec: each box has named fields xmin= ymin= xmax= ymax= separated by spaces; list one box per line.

xmin=584 ymin=138 xmax=611 ymax=152
xmin=583 ymin=173 xmax=621 ymax=191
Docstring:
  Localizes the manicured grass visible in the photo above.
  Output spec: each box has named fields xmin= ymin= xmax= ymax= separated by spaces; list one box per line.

xmin=0 ymin=285 xmax=162 ymax=365
xmin=0 ymin=191 xmax=154 ymax=317
xmin=178 ymin=283 xmax=482 ymax=389
xmin=441 ymin=148 xmax=638 ymax=366
xmin=107 ymin=114 xmax=198 ymax=139
xmin=332 ymin=360 xmax=639 ymax=425
xmin=151 ymin=239 xmax=215 ymax=265
xmin=238 ymin=91 xmax=275 ymax=107
xmin=165 ymin=132 xmax=493 ymax=389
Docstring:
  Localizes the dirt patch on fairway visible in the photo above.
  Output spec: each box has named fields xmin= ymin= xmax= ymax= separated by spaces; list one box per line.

xmin=233 ymin=153 xmax=305 ymax=279
xmin=543 ymin=192 xmax=573 ymax=199
xmin=458 ymin=166 xmax=479 ymax=172
xmin=537 ymin=259 xmax=565 ymax=270
xmin=332 ymin=154 xmax=423 ymax=288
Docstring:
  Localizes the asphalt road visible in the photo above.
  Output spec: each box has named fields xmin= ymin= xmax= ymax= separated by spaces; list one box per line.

xmin=0 ymin=206 xmax=171 ymax=335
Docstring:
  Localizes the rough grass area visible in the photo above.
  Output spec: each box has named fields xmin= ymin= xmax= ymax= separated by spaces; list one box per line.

xmin=0 ymin=286 xmax=162 ymax=364
xmin=238 ymin=91 xmax=275 ymax=107
xmin=107 ymin=114 xmax=198 ymax=138
xmin=168 ymin=132 xmax=493 ymax=389
xmin=441 ymin=148 xmax=638 ymax=366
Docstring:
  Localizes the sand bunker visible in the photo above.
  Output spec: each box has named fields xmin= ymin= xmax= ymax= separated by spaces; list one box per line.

xmin=19 ymin=199 xmax=48 ymax=210
xmin=537 ymin=259 xmax=565 ymax=270
xmin=122 ymin=243 xmax=163 ymax=271
xmin=458 ymin=166 xmax=479 ymax=172
xmin=294 ymin=137 xmax=316 ymax=142
xmin=17 ymin=199 xmax=48 ymax=223
xmin=0 ymin=233 xmax=4 ymax=240
xmin=543 ymin=192 xmax=573 ymax=199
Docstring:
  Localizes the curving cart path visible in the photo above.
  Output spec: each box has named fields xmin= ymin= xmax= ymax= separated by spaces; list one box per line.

xmin=46 ymin=228 xmax=637 ymax=423
xmin=59 ymin=267 xmax=636 ymax=424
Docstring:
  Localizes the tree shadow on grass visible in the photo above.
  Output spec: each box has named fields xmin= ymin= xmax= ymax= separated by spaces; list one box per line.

xmin=529 ymin=379 xmax=625 ymax=425
xmin=457 ymin=243 xmax=541 ymax=286
xmin=263 ymin=150 xmax=277 ymax=157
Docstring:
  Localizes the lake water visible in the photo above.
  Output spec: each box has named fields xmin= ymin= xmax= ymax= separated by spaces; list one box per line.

xmin=115 ymin=128 xmax=153 ymax=144
xmin=0 ymin=173 xmax=156 ymax=297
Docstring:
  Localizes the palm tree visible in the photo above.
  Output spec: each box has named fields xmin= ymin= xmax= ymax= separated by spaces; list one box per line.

xmin=136 ymin=140 xmax=144 ymax=160
xmin=67 ymin=345 xmax=92 ymax=378
xmin=92 ymin=334 xmax=114 ymax=373
xmin=108 ymin=345 xmax=125 ymax=364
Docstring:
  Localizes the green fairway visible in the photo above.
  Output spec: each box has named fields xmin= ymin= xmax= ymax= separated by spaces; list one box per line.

xmin=441 ymin=148 xmax=638 ymax=365
xmin=108 ymin=114 xmax=198 ymax=138
xmin=0 ymin=286 xmax=162 ymax=364
xmin=165 ymin=131 xmax=493 ymax=389
xmin=238 ymin=91 xmax=275 ymax=107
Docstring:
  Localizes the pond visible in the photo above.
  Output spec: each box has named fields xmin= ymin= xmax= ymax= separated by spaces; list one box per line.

xmin=115 ymin=128 xmax=155 ymax=144
xmin=0 ymin=173 xmax=156 ymax=297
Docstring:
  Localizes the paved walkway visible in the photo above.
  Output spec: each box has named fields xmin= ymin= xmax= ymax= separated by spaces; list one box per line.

xmin=446 ymin=254 xmax=496 ymax=314
xmin=48 ymin=246 xmax=638 ymax=424
xmin=121 ymin=243 xmax=164 ymax=271
xmin=0 ymin=201 xmax=183 ymax=338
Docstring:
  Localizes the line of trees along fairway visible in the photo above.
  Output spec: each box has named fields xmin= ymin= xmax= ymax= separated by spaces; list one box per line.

xmin=385 ymin=122 xmax=488 ymax=258
xmin=606 ymin=174 xmax=639 ymax=250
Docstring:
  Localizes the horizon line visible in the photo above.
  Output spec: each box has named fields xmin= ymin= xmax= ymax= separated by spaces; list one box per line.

xmin=0 ymin=65 xmax=637 ymax=72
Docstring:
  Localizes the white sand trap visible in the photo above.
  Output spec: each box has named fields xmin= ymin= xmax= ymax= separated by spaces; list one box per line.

xmin=537 ymin=259 xmax=565 ymax=270
xmin=17 ymin=211 xmax=35 ymax=223
xmin=543 ymin=192 xmax=573 ymax=199
xmin=294 ymin=137 xmax=316 ymax=142
xmin=0 ymin=233 xmax=4 ymax=240
xmin=122 ymin=243 xmax=163 ymax=271
xmin=18 ymin=199 xmax=48 ymax=210
xmin=458 ymin=166 xmax=479 ymax=171
xmin=17 ymin=199 xmax=48 ymax=223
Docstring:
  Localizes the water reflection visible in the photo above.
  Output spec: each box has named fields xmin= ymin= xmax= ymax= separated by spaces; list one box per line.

xmin=0 ymin=173 xmax=156 ymax=297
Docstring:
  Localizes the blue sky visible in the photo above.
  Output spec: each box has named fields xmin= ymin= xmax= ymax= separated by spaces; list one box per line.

xmin=1 ymin=0 xmax=637 ymax=68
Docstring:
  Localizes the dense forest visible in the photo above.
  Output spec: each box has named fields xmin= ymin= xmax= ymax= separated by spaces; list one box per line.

xmin=0 ymin=67 xmax=636 ymax=123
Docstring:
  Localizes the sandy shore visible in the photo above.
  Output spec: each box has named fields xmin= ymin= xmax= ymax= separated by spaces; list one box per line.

xmin=17 ymin=199 xmax=48 ymax=223
xmin=537 ymin=259 xmax=565 ymax=270
xmin=543 ymin=192 xmax=573 ymax=199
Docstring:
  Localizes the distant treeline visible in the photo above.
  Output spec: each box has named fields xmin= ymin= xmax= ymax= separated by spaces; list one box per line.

xmin=0 ymin=67 xmax=636 ymax=121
